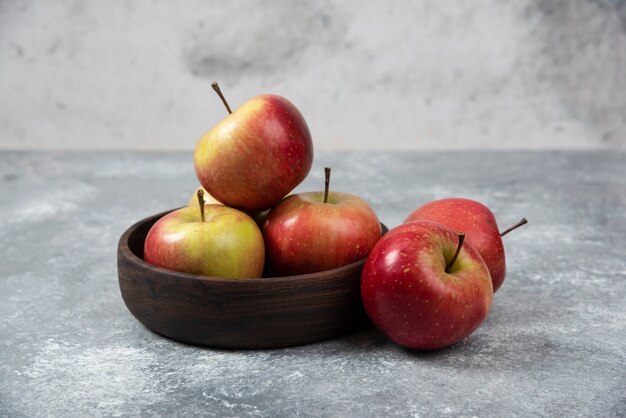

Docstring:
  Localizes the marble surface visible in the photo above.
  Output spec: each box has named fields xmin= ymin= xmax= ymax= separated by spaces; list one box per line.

xmin=0 ymin=151 xmax=625 ymax=417
xmin=1 ymin=1 xmax=626 ymax=151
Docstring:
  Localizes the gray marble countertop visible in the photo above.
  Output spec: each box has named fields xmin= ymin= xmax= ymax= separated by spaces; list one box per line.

xmin=1 ymin=151 xmax=624 ymax=417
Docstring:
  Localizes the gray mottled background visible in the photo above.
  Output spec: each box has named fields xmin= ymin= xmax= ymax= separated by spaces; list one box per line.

xmin=1 ymin=0 xmax=626 ymax=150
xmin=1 ymin=151 xmax=625 ymax=417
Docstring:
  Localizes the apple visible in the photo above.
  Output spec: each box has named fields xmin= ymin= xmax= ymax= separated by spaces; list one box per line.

xmin=187 ymin=186 xmax=222 ymax=207
xmin=144 ymin=190 xmax=265 ymax=278
xmin=361 ymin=220 xmax=493 ymax=350
xmin=194 ymin=82 xmax=313 ymax=212
xmin=405 ymin=198 xmax=527 ymax=292
xmin=187 ymin=186 xmax=270 ymax=228
xmin=263 ymin=167 xmax=381 ymax=276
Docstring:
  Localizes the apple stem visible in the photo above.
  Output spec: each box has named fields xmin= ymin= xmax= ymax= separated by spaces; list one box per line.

xmin=445 ymin=232 xmax=465 ymax=273
xmin=197 ymin=189 xmax=205 ymax=222
xmin=500 ymin=217 xmax=528 ymax=237
xmin=211 ymin=82 xmax=232 ymax=114
xmin=324 ymin=167 xmax=331 ymax=204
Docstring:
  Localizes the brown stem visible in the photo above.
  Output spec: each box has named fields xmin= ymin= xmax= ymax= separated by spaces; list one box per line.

xmin=445 ymin=232 xmax=465 ymax=273
xmin=211 ymin=82 xmax=232 ymax=114
xmin=324 ymin=167 xmax=331 ymax=203
xmin=197 ymin=189 xmax=205 ymax=222
xmin=500 ymin=217 xmax=528 ymax=237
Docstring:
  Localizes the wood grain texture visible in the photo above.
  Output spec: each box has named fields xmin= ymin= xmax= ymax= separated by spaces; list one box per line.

xmin=117 ymin=209 xmax=387 ymax=349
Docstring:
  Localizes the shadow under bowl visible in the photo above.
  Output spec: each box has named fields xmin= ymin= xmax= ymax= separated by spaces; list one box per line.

xmin=117 ymin=209 xmax=387 ymax=349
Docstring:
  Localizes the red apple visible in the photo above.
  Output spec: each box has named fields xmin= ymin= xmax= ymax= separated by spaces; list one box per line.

xmin=405 ymin=198 xmax=526 ymax=292
xmin=361 ymin=220 xmax=493 ymax=350
xmin=144 ymin=191 xmax=265 ymax=278
xmin=194 ymin=83 xmax=313 ymax=212
xmin=263 ymin=168 xmax=381 ymax=276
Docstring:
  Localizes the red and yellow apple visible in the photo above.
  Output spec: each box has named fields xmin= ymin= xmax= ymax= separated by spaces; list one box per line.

xmin=194 ymin=89 xmax=313 ymax=212
xmin=144 ymin=202 xmax=264 ymax=279
xmin=187 ymin=186 xmax=221 ymax=207
xmin=187 ymin=186 xmax=271 ymax=228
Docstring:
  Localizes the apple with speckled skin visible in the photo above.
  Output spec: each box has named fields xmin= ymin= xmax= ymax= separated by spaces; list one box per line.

xmin=405 ymin=198 xmax=526 ymax=293
xmin=361 ymin=220 xmax=493 ymax=350
xmin=194 ymin=83 xmax=313 ymax=212
xmin=263 ymin=168 xmax=381 ymax=276
xmin=144 ymin=192 xmax=264 ymax=278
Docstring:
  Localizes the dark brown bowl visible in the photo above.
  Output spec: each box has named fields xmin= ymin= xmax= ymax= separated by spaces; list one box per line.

xmin=117 ymin=209 xmax=387 ymax=349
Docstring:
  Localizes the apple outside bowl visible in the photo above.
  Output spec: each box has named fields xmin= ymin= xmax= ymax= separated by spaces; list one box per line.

xmin=117 ymin=209 xmax=388 ymax=349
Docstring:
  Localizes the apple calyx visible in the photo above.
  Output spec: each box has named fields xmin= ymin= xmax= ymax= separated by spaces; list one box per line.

xmin=197 ymin=189 xmax=206 ymax=222
xmin=211 ymin=81 xmax=232 ymax=114
xmin=445 ymin=232 xmax=465 ymax=273
xmin=323 ymin=167 xmax=332 ymax=203
xmin=499 ymin=217 xmax=528 ymax=237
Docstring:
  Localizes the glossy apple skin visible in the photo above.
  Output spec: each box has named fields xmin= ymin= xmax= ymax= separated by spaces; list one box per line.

xmin=263 ymin=192 xmax=382 ymax=276
xmin=361 ymin=221 xmax=493 ymax=350
xmin=405 ymin=198 xmax=506 ymax=292
xmin=144 ymin=205 xmax=265 ymax=278
xmin=194 ymin=95 xmax=313 ymax=212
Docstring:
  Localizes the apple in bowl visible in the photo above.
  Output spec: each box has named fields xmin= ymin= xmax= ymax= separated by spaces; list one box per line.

xmin=263 ymin=168 xmax=382 ymax=276
xmin=144 ymin=190 xmax=265 ymax=278
xmin=187 ymin=186 xmax=221 ymax=207
xmin=194 ymin=83 xmax=313 ymax=212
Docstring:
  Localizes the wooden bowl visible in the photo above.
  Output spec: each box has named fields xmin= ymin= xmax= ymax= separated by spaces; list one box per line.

xmin=117 ymin=209 xmax=387 ymax=349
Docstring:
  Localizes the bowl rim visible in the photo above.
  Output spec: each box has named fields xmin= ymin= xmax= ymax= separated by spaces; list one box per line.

xmin=119 ymin=208 xmax=385 ymax=285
